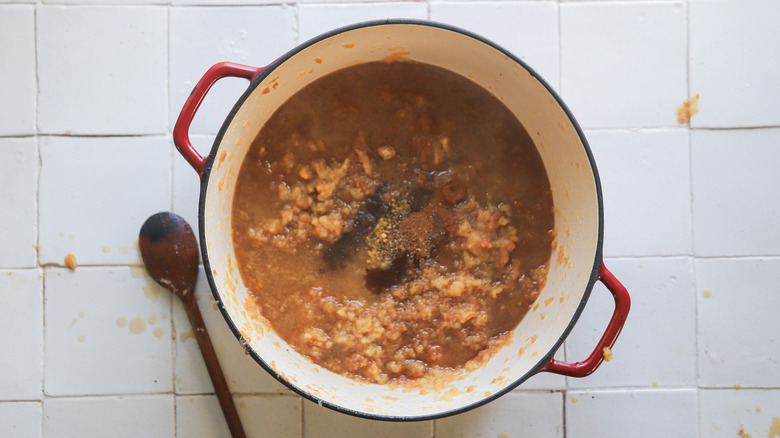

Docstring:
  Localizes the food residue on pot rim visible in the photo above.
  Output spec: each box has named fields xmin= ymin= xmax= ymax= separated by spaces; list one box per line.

xmin=602 ymin=347 xmax=613 ymax=362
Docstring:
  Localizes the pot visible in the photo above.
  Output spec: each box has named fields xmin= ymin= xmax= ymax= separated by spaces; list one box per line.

xmin=173 ymin=20 xmax=630 ymax=421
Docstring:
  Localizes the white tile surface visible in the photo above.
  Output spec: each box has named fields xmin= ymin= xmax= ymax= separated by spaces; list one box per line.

xmin=173 ymin=0 xmax=280 ymax=4
xmin=36 ymin=6 xmax=167 ymax=135
xmin=303 ymin=402 xmax=433 ymax=438
xmin=297 ymin=3 xmax=429 ymax=43
xmin=176 ymin=394 xmax=302 ymax=438
xmin=46 ymin=0 xmax=165 ymax=4
xmin=699 ymin=389 xmax=780 ymax=437
xmin=0 ymin=402 xmax=41 ymax=438
xmin=566 ymin=389 xmax=697 ymax=438
xmin=43 ymin=395 xmax=174 ymax=438
xmin=235 ymin=395 xmax=302 ymax=438
xmin=299 ymin=0 xmax=413 ymax=3
xmin=689 ymin=0 xmax=780 ymax=128
xmin=0 ymin=5 xmax=35 ymax=136
xmin=696 ymin=258 xmax=780 ymax=388
xmin=588 ymin=129 xmax=692 ymax=257
xmin=560 ymin=2 xmax=687 ymax=128
xmin=176 ymin=395 xmax=232 ymax=438
xmin=0 ymin=270 xmax=43 ymax=401
xmin=169 ymin=6 xmax=295 ymax=135
xmin=44 ymin=267 xmax=173 ymax=396
xmin=435 ymin=392 xmax=563 ymax=438
xmin=566 ymin=258 xmax=696 ymax=389
xmin=691 ymin=128 xmax=780 ymax=256
xmin=0 ymin=137 xmax=37 ymax=268
xmin=9 ymin=0 xmax=780 ymax=435
xmin=38 ymin=136 xmax=171 ymax=266
xmin=429 ymin=2 xmax=559 ymax=89
xmin=174 ymin=269 xmax=291 ymax=395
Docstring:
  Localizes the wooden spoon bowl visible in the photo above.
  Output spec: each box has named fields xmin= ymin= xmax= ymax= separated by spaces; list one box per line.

xmin=139 ymin=212 xmax=246 ymax=438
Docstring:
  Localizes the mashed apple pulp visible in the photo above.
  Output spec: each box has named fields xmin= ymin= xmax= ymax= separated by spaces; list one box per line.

xmin=231 ymin=61 xmax=554 ymax=384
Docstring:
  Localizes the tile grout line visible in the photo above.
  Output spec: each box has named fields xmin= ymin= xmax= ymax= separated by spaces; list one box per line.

xmin=33 ymin=3 xmax=47 ymax=432
xmin=684 ymin=2 xmax=704 ymax=437
xmin=33 ymin=2 xmax=41 ymax=271
xmin=298 ymin=396 xmax=304 ymax=438
xmin=557 ymin=4 xmax=569 ymax=437
xmin=293 ymin=1 xmax=300 ymax=45
xmin=555 ymin=8 xmax=570 ymax=437
xmin=167 ymin=4 xmax=174 ymax=216
xmin=166 ymin=5 xmax=180 ymax=437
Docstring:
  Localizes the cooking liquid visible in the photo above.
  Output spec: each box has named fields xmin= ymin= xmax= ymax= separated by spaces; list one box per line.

xmin=232 ymin=61 xmax=554 ymax=383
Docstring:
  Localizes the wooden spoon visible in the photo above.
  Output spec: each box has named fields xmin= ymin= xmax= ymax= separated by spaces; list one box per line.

xmin=139 ymin=212 xmax=246 ymax=438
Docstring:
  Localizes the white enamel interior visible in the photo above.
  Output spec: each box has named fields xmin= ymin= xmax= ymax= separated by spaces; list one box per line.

xmin=200 ymin=23 xmax=601 ymax=419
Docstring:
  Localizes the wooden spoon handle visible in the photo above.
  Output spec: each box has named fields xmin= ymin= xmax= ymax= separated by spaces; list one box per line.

xmin=184 ymin=296 xmax=247 ymax=438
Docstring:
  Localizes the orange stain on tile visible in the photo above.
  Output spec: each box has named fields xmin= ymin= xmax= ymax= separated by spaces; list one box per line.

xmin=676 ymin=93 xmax=700 ymax=123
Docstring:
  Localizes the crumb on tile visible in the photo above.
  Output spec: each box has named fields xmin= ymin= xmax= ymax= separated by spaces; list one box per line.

xmin=703 ymin=289 xmax=712 ymax=298
xmin=603 ymin=347 xmax=613 ymax=362
xmin=676 ymin=93 xmax=700 ymax=123
xmin=64 ymin=253 xmax=77 ymax=270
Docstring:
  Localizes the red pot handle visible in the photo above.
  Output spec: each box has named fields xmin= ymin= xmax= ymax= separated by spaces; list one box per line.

xmin=173 ymin=62 xmax=264 ymax=176
xmin=541 ymin=262 xmax=630 ymax=377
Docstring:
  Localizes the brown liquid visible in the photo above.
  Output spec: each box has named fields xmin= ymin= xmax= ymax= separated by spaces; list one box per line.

xmin=232 ymin=61 xmax=554 ymax=384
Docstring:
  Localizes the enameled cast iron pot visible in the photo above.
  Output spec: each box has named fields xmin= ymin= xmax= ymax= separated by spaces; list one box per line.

xmin=173 ymin=20 xmax=630 ymax=421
